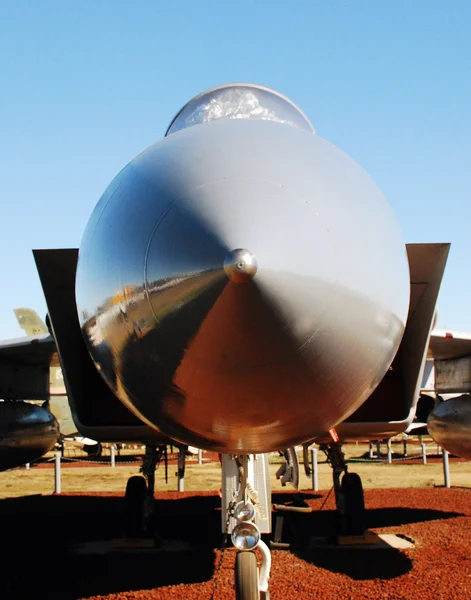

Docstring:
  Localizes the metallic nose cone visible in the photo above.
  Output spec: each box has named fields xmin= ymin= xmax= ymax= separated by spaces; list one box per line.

xmin=224 ymin=249 xmax=258 ymax=283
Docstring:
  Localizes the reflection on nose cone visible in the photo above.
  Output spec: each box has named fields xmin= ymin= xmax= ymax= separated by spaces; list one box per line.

xmin=224 ymin=249 xmax=258 ymax=283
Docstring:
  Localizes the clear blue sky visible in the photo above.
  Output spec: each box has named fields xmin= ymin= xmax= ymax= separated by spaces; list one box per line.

xmin=0 ymin=1 xmax=470 ymax=339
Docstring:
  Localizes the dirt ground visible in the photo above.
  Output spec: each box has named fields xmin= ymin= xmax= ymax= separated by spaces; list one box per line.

xmin=0 ymin=441 xmax=469 ymax=499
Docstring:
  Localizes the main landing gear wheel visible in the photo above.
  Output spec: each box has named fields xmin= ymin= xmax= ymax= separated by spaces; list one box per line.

xmin=124 ymin=475 xmax=147 ymax=538
xmin=83 ymin=442 xmax=103 ymax=457
xmin=341 ymin=472 xmax=365 ymax=535
xmin=235 ymin=551 xmax=259 ymax=600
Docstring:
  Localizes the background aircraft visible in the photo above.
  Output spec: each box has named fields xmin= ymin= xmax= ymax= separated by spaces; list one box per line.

xmin=423 ymin=329 xmax=471 ymax=458
xmin=12 ymin=308 xmax=102 ymax=455
xmin=0 ymin=322 xmax=59 ymax=470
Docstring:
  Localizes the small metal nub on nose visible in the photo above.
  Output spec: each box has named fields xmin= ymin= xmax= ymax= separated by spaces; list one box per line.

xmin=224 ymin=248 xmax=258 ymax=283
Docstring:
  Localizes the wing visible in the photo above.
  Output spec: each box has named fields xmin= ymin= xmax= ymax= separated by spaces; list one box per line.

xmin=429 ymin=329 xmax=471 ymax=394
xmin=0 ymin=334 xmax=58 ymax=400
xmin=0 ymin=333 xmax=57 ymax=366
xmin=428 ymin=329 xmax=471 ymax=360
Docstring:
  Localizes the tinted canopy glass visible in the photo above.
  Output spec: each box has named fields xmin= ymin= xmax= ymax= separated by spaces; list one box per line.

xmin=166 ymin=83 xmax=314 ymax=136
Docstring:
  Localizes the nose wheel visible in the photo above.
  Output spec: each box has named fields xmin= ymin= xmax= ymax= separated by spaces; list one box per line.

xmin=235 ymin=551 xmax=259 ymax=600
xmin=234 ymin=550 xmax=271 ymax=600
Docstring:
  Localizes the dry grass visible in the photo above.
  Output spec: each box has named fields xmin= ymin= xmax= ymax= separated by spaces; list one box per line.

xmin=0 ymin=441 xmax=470 ymax=499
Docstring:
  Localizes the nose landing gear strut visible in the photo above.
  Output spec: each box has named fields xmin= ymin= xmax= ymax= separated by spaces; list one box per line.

xmin=222 ymin=454 xmax=272 ymax=600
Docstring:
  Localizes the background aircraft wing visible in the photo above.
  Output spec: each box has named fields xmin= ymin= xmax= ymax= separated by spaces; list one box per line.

xmin=0 ymin=333 xmax=57 ymax=366
xmin=0 ymin=334 xmax=57 ymax=400
xmin=428 ymin=329 xmax=471 ymax=360
xmin=429 ymin=329 xmax=471 ymax=395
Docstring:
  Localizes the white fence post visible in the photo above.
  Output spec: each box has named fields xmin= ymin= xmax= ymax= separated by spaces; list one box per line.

xmin=54 ymin=451 xmax=61 ymax=494
xmin=311 ymin=447 xmax=319 ymax=491
xmin=421 ymin=443 xmax=427 ymax=465
xmin=442 ymin=449 xmax=451 ymax=488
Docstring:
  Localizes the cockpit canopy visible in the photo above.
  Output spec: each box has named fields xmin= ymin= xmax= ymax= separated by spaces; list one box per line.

xmin=166 ymin=83 xmax=315 ymax=136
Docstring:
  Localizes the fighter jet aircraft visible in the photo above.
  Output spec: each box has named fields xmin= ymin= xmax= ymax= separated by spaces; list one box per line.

xmin=0 ymin=83 xmax=466 ymax=598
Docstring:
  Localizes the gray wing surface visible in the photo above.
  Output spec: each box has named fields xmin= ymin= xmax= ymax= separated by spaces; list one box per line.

xmin=0 ymin=333 xmax=56 ymax=365
xmin=428 ymin=329 xmax=471 ymax=360
xmin=0 ymin=334 xmax=57 ymax=400
xmin=429 ymin=329 xmax=471 ymax=394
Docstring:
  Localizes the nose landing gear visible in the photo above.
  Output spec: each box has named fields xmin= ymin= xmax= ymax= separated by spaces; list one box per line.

xmin=222 ymin=454 xmax=272 ymax=600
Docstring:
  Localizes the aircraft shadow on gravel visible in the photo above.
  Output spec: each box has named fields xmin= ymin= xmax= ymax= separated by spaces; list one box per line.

xmin=293 ymin=544 xmax=414 ymax=580
xmin=284 ymin=505 xmax=464 ymax=580
xmin=365 ymin=506 xmax=464 ymax=528
xmin=0 ymin=494 xmax=222 ymax=600
xmin=0 ymin=495 xmax=464 ymax=597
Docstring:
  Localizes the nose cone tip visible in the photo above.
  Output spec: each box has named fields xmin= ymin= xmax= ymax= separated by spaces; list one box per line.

xmin=224 ymin=248 xmax=258 ymax=283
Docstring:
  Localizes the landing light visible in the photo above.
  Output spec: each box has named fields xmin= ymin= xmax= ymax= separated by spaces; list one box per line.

xmin=231 ymin=521 xmax=260 ymax=550
xmin=234 ymin=501 xmax=256 ymax=522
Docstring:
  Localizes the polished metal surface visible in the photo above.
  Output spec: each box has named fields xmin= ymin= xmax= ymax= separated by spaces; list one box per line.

xmin=428 ymin=395 xmax=471 ymax=459
xmin=0 ymin=401 xmax=60 ymax=470
xmin=76 ymin=83 xmax=410 ymax=453
xmin=224 ymin=249 xmax=258 ymax=283
xmin=234 ymin=501 xmax=256 ymax=522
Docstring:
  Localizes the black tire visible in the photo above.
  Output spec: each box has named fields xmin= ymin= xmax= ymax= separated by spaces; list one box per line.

xmin=235 ymin=551 xmax=259 ymax=600
xmin=341 ymin=472 xmax=365 ymax=535
xmin=124 ymin=475 xmax=147 ymax=538
xmin=303 ymin=443 xmax=312 ymax=477
xmin=83 ymin=442 xmax=102 ymax=457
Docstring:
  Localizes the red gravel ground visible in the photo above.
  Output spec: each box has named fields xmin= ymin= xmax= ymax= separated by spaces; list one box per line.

xmin=1 ymin=488 xmax=470 ymax=599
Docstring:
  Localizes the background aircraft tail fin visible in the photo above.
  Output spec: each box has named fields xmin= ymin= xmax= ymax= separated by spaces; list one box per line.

xmin=13 ymin=308 xmax=48 ymax=335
